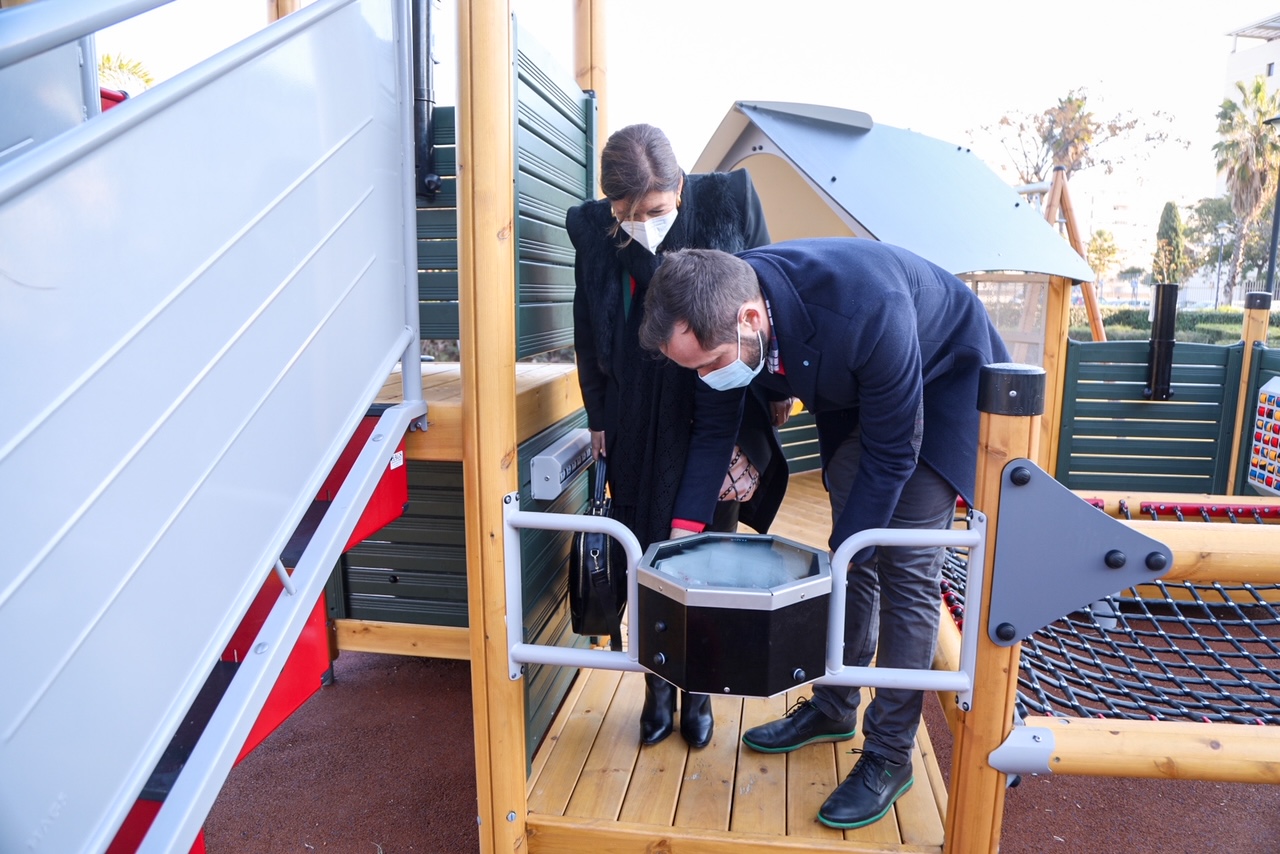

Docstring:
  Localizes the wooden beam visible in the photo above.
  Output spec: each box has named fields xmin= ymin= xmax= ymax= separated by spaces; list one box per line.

xmin=378 ymin=363 xmax=583 ymax=462
xmin=334 ymin=619 xmax=470 ymax=659
xmin=266 ymin=0 xmax=301 ymax=21
xmin=1125 ymin=520 xmax=1280 ymax=585
xmin=1054 ymin=173 xmax=1106 ymax=344
xmin=1227 ymin=295 xmax=1273 ymax=494
xmin=944 ymin=367 xmax=1043 ymax=854
xmin=1039 ymin=275 xmax=1071 ymax=475
xmin=456 ymin=3 xmax=524 ymax=853
xmin=526 ymin=814 xmax=939 ymax=854
xmin=573 ymin=0 xmax=608 ymax=147
xmin=1023 ymin=716 xmax=1280 ymax=783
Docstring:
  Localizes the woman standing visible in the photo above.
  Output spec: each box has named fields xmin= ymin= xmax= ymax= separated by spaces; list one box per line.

xmin=568 ymin=124 xmax=789 ymax=748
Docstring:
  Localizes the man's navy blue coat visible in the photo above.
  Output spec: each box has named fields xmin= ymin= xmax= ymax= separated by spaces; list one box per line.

xmin=741 ymin=238 xmax=1011 ymax=550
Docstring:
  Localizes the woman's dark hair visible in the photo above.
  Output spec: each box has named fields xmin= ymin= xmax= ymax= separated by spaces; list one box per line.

xmin=599 ymin=124 xmax=682 ymax=222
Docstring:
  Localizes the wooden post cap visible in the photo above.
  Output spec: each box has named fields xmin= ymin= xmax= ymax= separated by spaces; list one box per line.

xmin=977 ymin=363 xmax=1045 ymax=416
xmin=1245 ymin=292 xmax=1273 ymax=310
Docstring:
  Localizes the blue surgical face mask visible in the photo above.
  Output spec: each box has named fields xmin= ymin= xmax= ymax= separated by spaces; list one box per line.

xmin=700 ymin=329 xmax=764 ymax=391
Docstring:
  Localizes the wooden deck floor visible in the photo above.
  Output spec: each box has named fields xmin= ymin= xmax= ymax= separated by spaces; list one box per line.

xmin=525 ymin=471 xmax=950 ymax=854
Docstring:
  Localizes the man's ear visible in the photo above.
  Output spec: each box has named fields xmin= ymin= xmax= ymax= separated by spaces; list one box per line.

xmin=740 ymin=303 xmax=763 ymax=333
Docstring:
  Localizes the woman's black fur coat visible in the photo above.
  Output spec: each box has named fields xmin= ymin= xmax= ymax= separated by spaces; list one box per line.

xmin=567 ymin=170 xmax=787 ymax=550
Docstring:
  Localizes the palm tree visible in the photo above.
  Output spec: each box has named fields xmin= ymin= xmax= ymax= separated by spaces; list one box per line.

xmin=1213 ymin=76 xmax=1280 ymax=304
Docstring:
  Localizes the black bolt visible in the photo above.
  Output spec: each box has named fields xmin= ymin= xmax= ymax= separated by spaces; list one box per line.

xmin=1145 ymin=552 xmax=1169 ymax=571
xmin=792 ymin=668 xmax=806 ymax=681
xmin=995 ymin=622 xmax=1017 ymax=641
xmin=1104 ymin=549 xmax=1127 ymax=569
xmin=1010 ymin=466 xmax=1032 ymax=486
xmin=654 ymin=621 xmax=667 ymax=633
xmin=652 ymin=653 xmax=665 ymax=666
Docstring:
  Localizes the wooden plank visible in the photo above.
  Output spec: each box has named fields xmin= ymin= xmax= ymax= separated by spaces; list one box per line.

xmin=914 ymin=701 xmax=950 ymax=827
xmin=528 ymin=668 xmax=591 ymax=796
xmin=672 ymin=695 xmax=743 ymax=831
xmin=564 ymin=670 xmax=646 ymax=820
xmin=528 ymin=814 xmax=942 ymax=853
xmin=839 ymin=691 xmax=901 ymax=846
xmin=333 ymin=619 xmax=469 ymax=659
xmin=783 ymin=691 xmax=844 ymax=841
xmin=894 ymin=740 xmax=945 ymax=847
xmin=617 ymin=679 xmax=689 ymax=826
xmin=528 ymin=668 xmax=623 ymax=817
xmin=729 ymin=694 xmax=788 ymax=836
xmin=375 ymin=363 xmax=582 ymax=462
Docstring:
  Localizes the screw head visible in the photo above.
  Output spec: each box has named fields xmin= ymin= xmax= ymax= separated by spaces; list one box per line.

xmin=1145 ymin=551 xmax=1169 ymax=571
xmin=995 ymin=622 xmax=1017 ymax=641
xmin=1104 ymin=549 xmax=1127 ymax=569
xmin=1010 ymin=466 xmax=1032 ymax=486
xmin=654 ymin=620 xmax=667 ymax=633
xmin=652 ymin=653 xmax=666 ymax=666
xmin=793 ymin=668 xmax=806 ymax=681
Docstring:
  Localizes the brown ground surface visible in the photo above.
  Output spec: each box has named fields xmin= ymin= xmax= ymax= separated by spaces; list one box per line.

xmin=205 ymin=651 xmax=1280 ymax=854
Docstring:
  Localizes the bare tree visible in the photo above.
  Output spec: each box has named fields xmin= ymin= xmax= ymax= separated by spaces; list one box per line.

xmin=976 ymin=88 xmax=1179 ymax=185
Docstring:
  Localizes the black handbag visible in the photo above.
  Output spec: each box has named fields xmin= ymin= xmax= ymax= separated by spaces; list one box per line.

xmin=569 ymin=458 xmax=626 ymax=648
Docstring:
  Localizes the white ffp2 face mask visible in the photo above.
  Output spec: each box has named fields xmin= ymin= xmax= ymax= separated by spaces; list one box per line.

xmin=619 ymin=209 xmax=678 ymax=254
xmin=700 ymin=330 xmax=765 ymax=391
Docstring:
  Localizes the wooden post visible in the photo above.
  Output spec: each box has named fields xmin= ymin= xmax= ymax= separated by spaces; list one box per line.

xmin=944 ymin=364 xmax=1044 ymax=854
xmin=1039 ymin=275 xmax=1070 ymax=475
xmin=1226 ymin=292 xmax=1273 ymax=494
xmin=1043 ymin=167 xmax=1105 ymax=343
xmin=1022 ymin=717 xmax=1280 ymax=783
xmin=573 ymin=0 xmax=607 ymax=148
xmin=457 ymin=4 xmax=524 ymax=854
xmin=266 ymin=0 xmax=301 ymax=21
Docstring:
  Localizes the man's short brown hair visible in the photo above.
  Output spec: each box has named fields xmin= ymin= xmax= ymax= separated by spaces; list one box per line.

xmin=639 ymin=249 xmax=761 ymax=353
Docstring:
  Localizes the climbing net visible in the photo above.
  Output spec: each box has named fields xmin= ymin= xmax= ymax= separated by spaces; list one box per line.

xmin=940 ymin=501 xmax=1280 ymax=725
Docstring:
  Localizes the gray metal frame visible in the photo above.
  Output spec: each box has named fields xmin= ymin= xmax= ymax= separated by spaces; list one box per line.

xmin=502 ymin=497 xmax=986 ymax=705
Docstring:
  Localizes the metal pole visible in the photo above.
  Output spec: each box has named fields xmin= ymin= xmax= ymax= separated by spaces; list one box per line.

xmin=411 ymin=0 xmax=441 ymax=200
xmin=1263 ymin=117 xmax=1280 ymax=299
xmin=1214 ymin=230 xmax=1225 ymax=310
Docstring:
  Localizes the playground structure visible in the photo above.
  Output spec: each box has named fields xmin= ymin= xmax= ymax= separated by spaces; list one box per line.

xmin=4 ymin=2 xmax=1280 ymax=853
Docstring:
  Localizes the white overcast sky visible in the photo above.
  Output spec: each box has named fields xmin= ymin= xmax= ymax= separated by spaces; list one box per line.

xmin=97 ymin=0 xmax=1279 ymax=265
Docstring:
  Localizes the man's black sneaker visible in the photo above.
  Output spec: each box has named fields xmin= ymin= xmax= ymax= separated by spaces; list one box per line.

xmin=818 ymin=750 xmax=914 ymax=829
xmin=741 ymin=697 xmax=857 ymax=753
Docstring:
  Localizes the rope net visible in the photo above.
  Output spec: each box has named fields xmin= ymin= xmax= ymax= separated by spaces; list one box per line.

xmin=941 ymin=501 xmax=1280 ymax=725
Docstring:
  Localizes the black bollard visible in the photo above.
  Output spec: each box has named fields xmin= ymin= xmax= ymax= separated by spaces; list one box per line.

xmin=1143 ymin=282 xmax=1179 ymax=401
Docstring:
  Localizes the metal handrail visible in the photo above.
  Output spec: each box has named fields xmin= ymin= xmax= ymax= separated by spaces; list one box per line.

xmin=0 ymin=0 xmax=176 ymax=68
xmin=502 ymin=500 xmax=986 ymax=702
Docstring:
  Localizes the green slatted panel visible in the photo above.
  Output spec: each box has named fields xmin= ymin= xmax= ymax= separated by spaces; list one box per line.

xmin=780 ymin=408 xmax=821 ymax=473
xmin=515 ymin=411 xmax=592 ymax=760
xmin=514 ymin=19 xmax=595 ymax=360
xmin=509 ymin=18 xmax=597 ymax=764
xmin=418 ymin=106 xmax=459 ymax=340
xmin=342 ymin=462 xmax=467 ymax=626
xmin=1056 ymin=339 xmax=1243 ymax=494
xmin=1234 ymin=344 xmax=1280 ymax=495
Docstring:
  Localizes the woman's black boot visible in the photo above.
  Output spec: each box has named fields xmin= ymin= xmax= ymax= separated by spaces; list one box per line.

xmin=680 ymin=692 xmax=714 ymax=748
xmin=640 ymin=673 xmax=676 ymax=745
